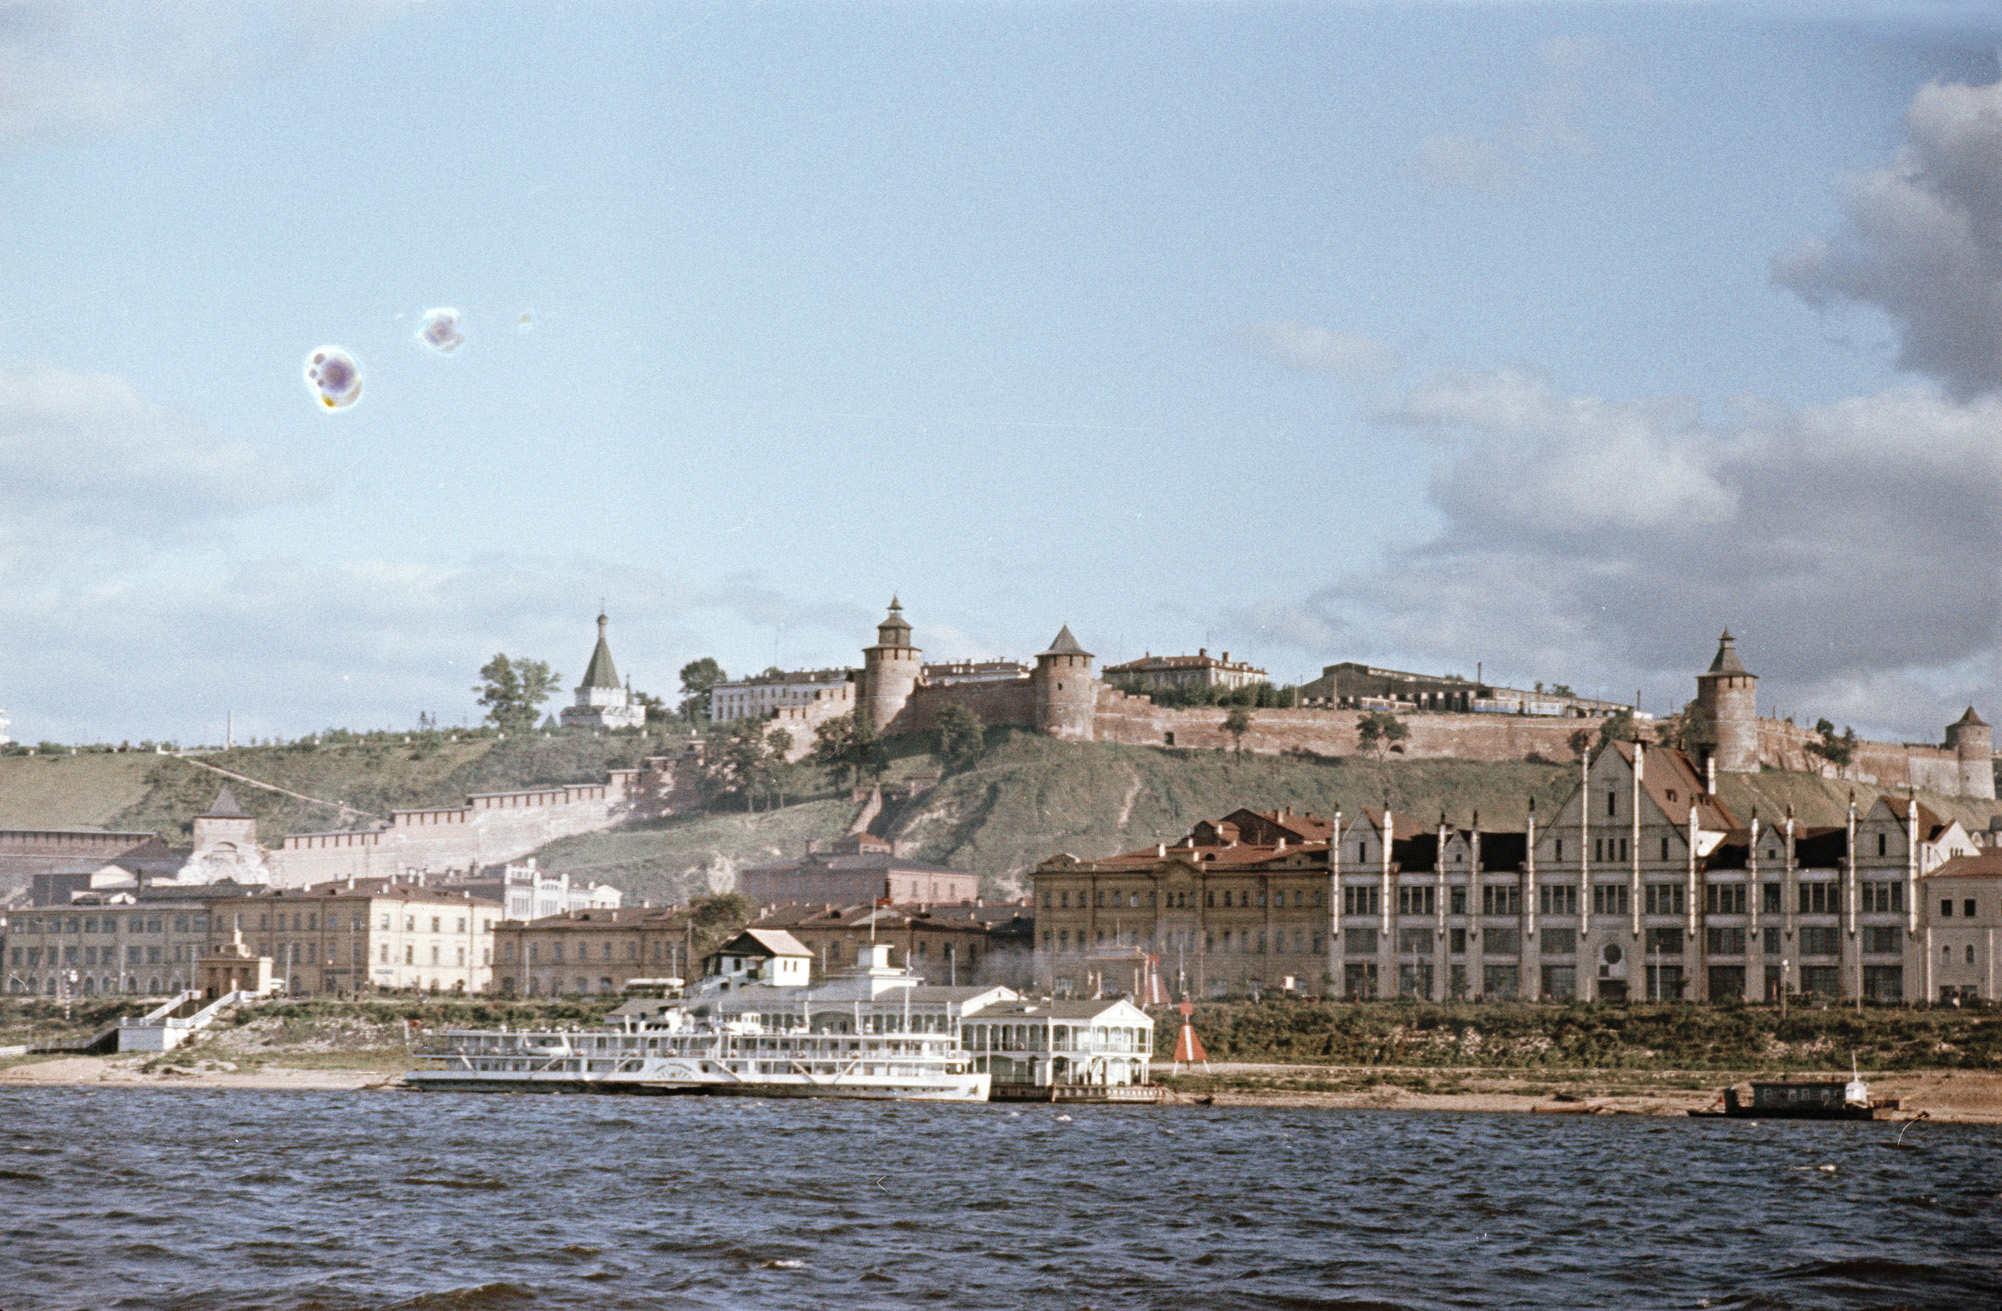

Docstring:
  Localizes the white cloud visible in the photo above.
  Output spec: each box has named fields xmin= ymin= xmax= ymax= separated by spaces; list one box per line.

xmin=1240 ymin=323 xmax=1402 ymax=378
xmin=0 ymin=1 xmax=414 ymax=152
xmin=1411 ymin=35 xmax=1656 ymax=193
xmin=1248 ymin=372 xmax=2002 ymax=740
xmin=1775 ymin=77 xmax=2002 ymax=397
xmin=0 ymin=360 xmax=306 ymax=583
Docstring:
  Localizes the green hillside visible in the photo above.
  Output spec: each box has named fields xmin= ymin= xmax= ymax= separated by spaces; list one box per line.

xmin=528 ymin=732 xmax=2002 ymax=904
xmin=0 ymin=731 xmax=688 ymax=845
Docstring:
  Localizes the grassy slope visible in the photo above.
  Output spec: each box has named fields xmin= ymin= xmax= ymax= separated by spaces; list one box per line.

xmin=531 ymin=799 xmax=861 ymax=904
xmin=893 ymin=733 xmax=1579 ymax=895
xmin=0 ymin=754 xmax=160 ymax=829
xmin=0 ymin=732 xmax=688 ymax=846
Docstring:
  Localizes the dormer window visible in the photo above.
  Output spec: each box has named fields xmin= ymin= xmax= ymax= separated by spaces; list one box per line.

xmin=1666 ymin=789 xmax=1676 ymax=802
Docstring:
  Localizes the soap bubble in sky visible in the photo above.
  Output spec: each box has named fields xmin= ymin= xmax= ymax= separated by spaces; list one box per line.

xmin=417 ymin=307 xmax=464 ymax=354
xmin=303 ymin=347 xmax=361 ymax=411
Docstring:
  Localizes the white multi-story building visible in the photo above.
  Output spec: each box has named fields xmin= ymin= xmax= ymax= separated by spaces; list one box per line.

xmin=708 ymin=668 xmax=854 ymax=723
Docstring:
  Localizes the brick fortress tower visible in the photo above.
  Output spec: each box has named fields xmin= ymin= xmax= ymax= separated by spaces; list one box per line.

xmin=1946 ymin=707 xmax=1995 ymax=801
xmin=859 ymin=597 xmax=922 ymax=733
xmin=1032 ymin=625 xmax=1096 ymax=740
xmin=1693 ymin=629 xmax=1759 ymax=775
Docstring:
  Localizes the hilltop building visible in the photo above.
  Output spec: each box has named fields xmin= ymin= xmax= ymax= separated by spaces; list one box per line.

xmin=1105 ymin=650 xmax=1267 ymax=693
xmin=736 ymin=833 xmax=983 ymax=907
xmin=1297 ymin=662 xmax=1630 ymax=717
xmin=559 ymin=613 xmax=645 ymax=730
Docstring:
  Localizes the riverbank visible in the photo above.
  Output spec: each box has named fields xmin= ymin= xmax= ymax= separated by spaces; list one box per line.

xmin=5 ymin=1051 xmax=1999 ymax=1120
xmin=1152 ymin=1062 xmax=2002 ymax=1122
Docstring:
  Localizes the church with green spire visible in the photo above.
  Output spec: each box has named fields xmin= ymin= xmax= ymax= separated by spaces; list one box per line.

xmin=559 ymin=613 xmax=646 ymax=730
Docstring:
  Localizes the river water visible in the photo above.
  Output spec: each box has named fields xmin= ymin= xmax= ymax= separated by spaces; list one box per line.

xmin=2 ymin=1088 xmax=1998 ymax=1310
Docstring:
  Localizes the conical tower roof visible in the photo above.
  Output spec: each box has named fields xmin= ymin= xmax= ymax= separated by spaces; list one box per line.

xmin=580 ymin=613 xmax=621 ymax=690
xmin=1953 ymin=706 xmax=1988 ymax=728
xmin=879 ymin=596 xmax=911 ymax=634
xmin=1041 ymin=625 xmax=1092 ymax=658
xmin=1706 ymin=628 xmax=1749 ymax=676
xmin=202 ymin=785 xmax=249 ymax=818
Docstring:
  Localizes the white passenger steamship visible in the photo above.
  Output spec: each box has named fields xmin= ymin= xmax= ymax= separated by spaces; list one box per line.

xmin=408 ymin=938 xmax=993 ymax=1101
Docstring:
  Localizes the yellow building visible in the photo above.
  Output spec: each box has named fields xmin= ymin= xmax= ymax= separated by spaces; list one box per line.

xmin=211 ymin=877 xmax=503 ymax=994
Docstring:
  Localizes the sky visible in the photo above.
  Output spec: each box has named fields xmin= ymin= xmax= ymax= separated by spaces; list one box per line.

xmin=2 ymin=0 xmax=2001 ymax=746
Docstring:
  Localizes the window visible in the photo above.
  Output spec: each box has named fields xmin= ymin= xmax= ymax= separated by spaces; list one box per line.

xmin=1862 ymin=926 xmax=1900 ymax=955
xmin=1705 ymin=883 xmax=1746 ymax=915
xmin=1941 ymin=898 xmax=1954 ymax=918
xmin=1397 ymin=928 xmax=1431 ymax=955
xmin=1762 ymin=882 xmax=1783 ymax=913
xmin=1449 ymin=927 xmax=1466 ymax=955
xmin=1645 ymin=926 xmax=1683 ymax=955
xmin=1397 ymin=886 xmax=1436 ymax=916
xmin=1661 ymin=838 xmax=1670 ymax=861
xmin=1256 ymin=892 xmax=1266 ymax=909
xmin=1312 ymin=889 xmax=1324 ymax=908
xmin=1799 ymin=883 xmax=1836 ymax=914
xmin=1343 ymin=886 xmax=1379 ymax=916
xmin=1221 ymin=890 xmax=1232 ymax=909
xmin=1449 ymin=885 xmax=1467 ymax=915
xmin=1705 ymin=927 xmax=1746 ymax=955
xmin=457 ymin=918 xmax=466 ymax=932
xmin=1862 ymin=881 xmax=1903 ymax=913
xmin=1485 ymin=927 xmax=1521 ymax=955
xmin=1539 ymin=884 xmax=1578 ymax=916
xmin=1798 ymin=926 xmax=1839 ymax=957
xmin=1481 ymin=885 xmax=1521 ymax=916
xmin=1607 ymin=791 xmax=1617 ymax=817
xmin=1763 ymin=926 xmax=1781 ymax=954
xmin=405 ymin=916 xmax=415 ymax=932
xmin=1553 ymin=838 xmax=1563 ymax=862
xmin=259 ymin=914 xmax=270 ymax=931
xmin=1644 ymin=884 xmax=1686 ymax=916
xmin=405 ymin=946 xmax=415 ymax=965
xmin=1965 ymin=899 xmax=1977 ymax=918
xmin=1592 ymin=884 xmax=1630 ymax=915
xmin=1878 ymin=832 xmax=1887 ymax=857
xmin=431 ymin=917 xmax=441 ymax=933
xmin=1357 ymin=842 xmax=1368 ymax=863
xmin=380 ymin=915 xmax=391 ymax=930
xmin=1205 ymin=891 xmax=1215 ymax=908
xmin=1968 ymin=945 xmax=1977 ymax=965
xmin=1595 ymin=838 xmax=1604 ymax=863
xmin=380 ymin=944 xmax=389 ymax=963
xmin=1541 ymin=927 xmax=1577 ymax=956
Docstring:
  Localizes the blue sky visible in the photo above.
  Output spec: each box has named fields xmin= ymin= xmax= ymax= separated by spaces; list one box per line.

xmin=2 ymin=1 xmax=2000 ymax=745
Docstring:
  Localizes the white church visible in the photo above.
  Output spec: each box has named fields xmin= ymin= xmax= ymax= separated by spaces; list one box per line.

xmin=558 ymin=613 xmax=646 ymax=731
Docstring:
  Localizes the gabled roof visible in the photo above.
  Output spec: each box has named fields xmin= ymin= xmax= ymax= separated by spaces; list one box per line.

xmin=579 ymin=614 xmax=620 ymax=689
xmin=1922 ymin=850 xmax=2002 ymax=881
xmin=1608 ymin=741 xmax=1739 ymax=832
xmin=717 ymin=927 xmax=812 ymax=958
xmin=1041 ymin=625 xmax=1091 ymax=658
xmin=201 ymin=786 xmax=250 ymax=819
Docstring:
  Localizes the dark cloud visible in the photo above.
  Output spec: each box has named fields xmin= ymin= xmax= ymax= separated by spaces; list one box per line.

xmin=1775 ymin=77 xmax=2002 ymax=398
xmin=1247 ymin=370 xmax=2000 ymax=738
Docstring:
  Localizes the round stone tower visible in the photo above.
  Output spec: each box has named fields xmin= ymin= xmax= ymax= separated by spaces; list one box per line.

xmin=859 ymin=597 xmax=922 ymax=733
xmin=1032 ymin=625 xmax=1097 ymax=740
xmin=1693 ymin=629 xmax=1759 ymax=775
xmin=1947 ymin=707 xmax=1995 ymax=800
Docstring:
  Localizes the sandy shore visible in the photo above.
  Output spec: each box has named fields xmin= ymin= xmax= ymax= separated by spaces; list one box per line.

xmin=1151 ymin=1063 xmax=2002 ymax=1123
xmin=4 ymin=1054 xmax=1998 ymax=1121
xmin=0 ymin=1055 xmax=402 ymax=1092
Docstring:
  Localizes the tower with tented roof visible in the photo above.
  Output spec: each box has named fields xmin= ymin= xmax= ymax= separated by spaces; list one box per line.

xmin=1032 ymin=625 xmax=1097 ymax=740
xmin=560 ymin=613 xmax=646 ymax=730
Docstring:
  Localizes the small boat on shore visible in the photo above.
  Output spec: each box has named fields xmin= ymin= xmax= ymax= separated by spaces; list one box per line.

xmin=1691 ymin=1061 xmax=1898 ymax=1121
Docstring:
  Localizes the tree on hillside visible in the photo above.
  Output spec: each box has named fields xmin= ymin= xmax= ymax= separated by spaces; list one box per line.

xmin=1223 ymin=707 xmax=1253 ymax=757
xmin=1356 ymin=710 xmax=1407 ymax=761
xmin=689 ymin=891 xmax=756 ymax=956
xmin=1808 ymin=718 xmax=1858 ymax=768
xmin=812 ymin=711 xmax=881 ymax=789
xmin=678 ymin=658 xmax=726 ymax=720
xmin=475 ymin=655 xmax=561 ymax=733
xmin=1568 ymin=727 xmax=1594 ymax=759
xmin=1597 ymin=708 xmax=1636 ymax=749
xmin=935 ymin=705 xmax=987 ymax=774
xmin=707 ymin=719 xmax=799 ymax=811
